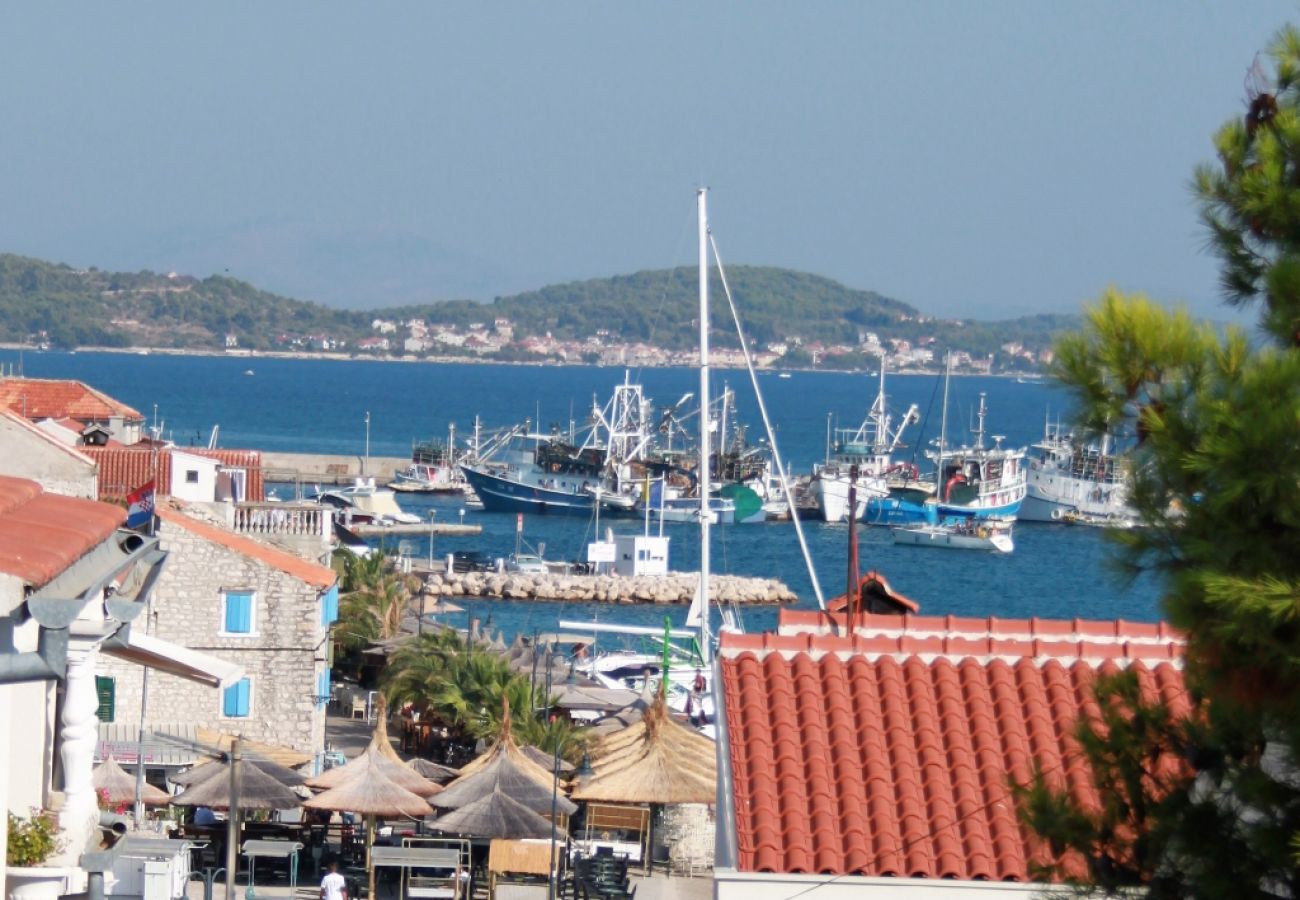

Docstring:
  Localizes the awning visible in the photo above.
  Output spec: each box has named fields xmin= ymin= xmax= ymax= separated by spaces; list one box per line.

xmin=101 ymin=627 xmax=244 ymax=689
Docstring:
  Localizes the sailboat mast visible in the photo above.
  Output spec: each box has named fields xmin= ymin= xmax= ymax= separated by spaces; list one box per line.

xmin=939 ymin=352 xmax=951 ymax=478
xmin=697 ymin=187 xmax=712 ymax=661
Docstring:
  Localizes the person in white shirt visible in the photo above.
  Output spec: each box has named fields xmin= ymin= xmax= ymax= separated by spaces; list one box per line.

xmin=320 ymin=860 xmax=348 ymax=900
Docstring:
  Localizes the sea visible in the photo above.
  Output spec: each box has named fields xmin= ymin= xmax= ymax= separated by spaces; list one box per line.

xmin=3 ymin=350 xmax=1164 ymax=643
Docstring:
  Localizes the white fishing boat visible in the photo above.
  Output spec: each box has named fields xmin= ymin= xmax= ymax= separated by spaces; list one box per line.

xmin=1019 ymin=418 xmax=1135 ymax=524
xmin=891 ymin=517 xmax=1015 ymax=553
xmin=810 ymin=365 xmax=920 ymax=522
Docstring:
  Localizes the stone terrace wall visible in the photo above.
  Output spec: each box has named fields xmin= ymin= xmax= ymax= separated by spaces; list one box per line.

xmin=99 ymin=515 xmax=329 ymax=759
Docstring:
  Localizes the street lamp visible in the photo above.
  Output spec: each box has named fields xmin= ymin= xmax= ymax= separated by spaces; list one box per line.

xmin=549 ymin=741 xmax=593 ymax=900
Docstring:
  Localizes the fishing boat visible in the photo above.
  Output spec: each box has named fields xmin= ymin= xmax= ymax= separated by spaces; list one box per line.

xmin=458 ymin=374 xmax=651 ymax=517
xmin=1019 ymin=419 xmax=1135 ymax=524
xmin=391 ymin=429 xmax=466 ymax=493
xmin=891 ymin=517 xmax=1015 ymax=553
xmin=865 ymin=357 xmax=1027 ymax=525
xmin=810 ymin=366 xmax=920 ymax=522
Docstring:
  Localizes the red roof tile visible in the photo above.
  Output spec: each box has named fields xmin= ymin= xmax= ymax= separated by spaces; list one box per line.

xmin=157 ymin=504 xmax=335 ymax=589
xmin=0 ymin=475 xmax=125 ymax=588
xmin=84 ymin=447 xmax=264 ymax=502
xmin=0 ymin=378 xmax=143 ymax=422
xmin=717 ymin=612 xmax=1189 ymax=882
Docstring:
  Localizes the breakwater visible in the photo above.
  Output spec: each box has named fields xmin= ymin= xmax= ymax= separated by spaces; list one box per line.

xmin=423 ymin=570 xmax=798 ymax=605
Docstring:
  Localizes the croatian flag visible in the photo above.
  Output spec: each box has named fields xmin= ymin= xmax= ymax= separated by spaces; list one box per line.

xmin=126 ymin=481 xmax=155 ymax=529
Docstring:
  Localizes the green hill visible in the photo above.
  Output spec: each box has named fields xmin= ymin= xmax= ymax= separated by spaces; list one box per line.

xmin=0 ymin=254 xmax=1074 ymax=366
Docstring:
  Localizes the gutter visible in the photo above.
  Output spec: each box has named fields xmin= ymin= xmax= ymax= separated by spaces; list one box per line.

xmin=0 ymin=532 xmax=165 ymax=685
xmin=712 ymin=654 xmax=739 ymax=870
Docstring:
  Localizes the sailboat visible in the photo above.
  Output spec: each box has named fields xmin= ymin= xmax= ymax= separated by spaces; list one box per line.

xmin=562 ymin=189 xmax=825 ymax=732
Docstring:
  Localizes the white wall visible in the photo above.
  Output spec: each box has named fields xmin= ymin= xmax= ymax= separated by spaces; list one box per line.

xmin=169 ymin=451 xmax=218 ymax=502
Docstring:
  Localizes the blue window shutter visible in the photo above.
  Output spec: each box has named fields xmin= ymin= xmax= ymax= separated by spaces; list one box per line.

xmin=223 ymin=681 xmax=240 ymax=716
xmin=321 ymin=585 xmax=339 ymax=626
xmin=224 ymin=592 xmax=252 ymax=633
xmin=317 ymin=669 xmax=331 ymax=708
xmin=224 ymin=678 xmax=251 ymax=717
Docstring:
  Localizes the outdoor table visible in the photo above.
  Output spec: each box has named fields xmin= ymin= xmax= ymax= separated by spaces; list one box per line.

xmin=241 ymin=839 xmax=304 ymax=899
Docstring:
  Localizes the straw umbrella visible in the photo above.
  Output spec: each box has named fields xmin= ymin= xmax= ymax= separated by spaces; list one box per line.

xmin=520 ymin=745 xmax=574 ymax=775
xmin=174 ymin=755 xmax=307 ymax=788
xmin=428 ymin=787 xmax=560 ymax=841
xmin=431 ymin=752 xmax=576 ymax=817
xmin=406 ymin=758 xmax=460 ymax=784
xmin=307 ymin=698 xmax=441 ymax=798
xmin=93 ymin=756 xmax=170 ymax=807
xmin=171 ymin=759 xmax=304 ymax=811
xmin=572 ymin=697 xmax=716 ymax=806
xmin=304 ymin=753 xmax=432 ymax=900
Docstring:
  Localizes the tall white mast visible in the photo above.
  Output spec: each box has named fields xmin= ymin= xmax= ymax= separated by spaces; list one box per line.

xmin=689 ymin=187 xmax=713 ymax=661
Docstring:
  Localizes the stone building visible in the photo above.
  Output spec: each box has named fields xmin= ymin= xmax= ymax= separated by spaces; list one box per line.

xmin=98 ymin=501 xmax=339 ymax=768
xmin=0 ymin=410 xmax=99 ymax=498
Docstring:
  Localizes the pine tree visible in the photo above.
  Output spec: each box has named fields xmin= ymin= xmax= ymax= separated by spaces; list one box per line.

xmin=1018 ymin=24 xmax=1300 ymax=897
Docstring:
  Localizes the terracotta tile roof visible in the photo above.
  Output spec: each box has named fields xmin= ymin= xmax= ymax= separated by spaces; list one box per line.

xmin=0 ymin=475 xmax=125 ymax=588
xmin=157 ymin=504 xmax=335 ymax=589
xmin=717 ymin=612 xmax=1189 ymax=883
xmin=0 ymin=378 xmax=143 ymax=422
xmin=84 ymin=447 xmax=265 ymax=502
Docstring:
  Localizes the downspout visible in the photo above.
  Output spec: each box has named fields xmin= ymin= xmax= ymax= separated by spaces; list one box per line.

xmin=0 ymin=619 xmax=68 ymax=683
xmin=712 ymin=654 xmax=739 ymax=869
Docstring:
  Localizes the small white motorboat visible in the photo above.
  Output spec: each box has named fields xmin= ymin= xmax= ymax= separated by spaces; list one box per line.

xmin=891 ymin=518 xmax=1014 ymax=553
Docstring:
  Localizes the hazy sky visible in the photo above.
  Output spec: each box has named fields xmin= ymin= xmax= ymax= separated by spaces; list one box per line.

xmin=1 ymin=3 xmax=1295 ymax=320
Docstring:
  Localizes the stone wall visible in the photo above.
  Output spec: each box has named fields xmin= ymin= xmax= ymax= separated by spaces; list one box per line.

xmin=98 ymin=514 xmax=330 ymax=760
xmin=0 ymin=415 xmax=98 ymax=498
xmin=424 ymin=570 xmax=798 ymax=605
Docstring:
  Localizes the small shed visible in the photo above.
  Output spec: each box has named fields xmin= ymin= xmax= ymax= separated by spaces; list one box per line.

xmin=612 ymin=534 xmax=669 ymax=577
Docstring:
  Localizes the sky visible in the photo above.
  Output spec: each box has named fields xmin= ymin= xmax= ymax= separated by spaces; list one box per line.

xmin=1 ymin=3 xmax=1296 ymax=321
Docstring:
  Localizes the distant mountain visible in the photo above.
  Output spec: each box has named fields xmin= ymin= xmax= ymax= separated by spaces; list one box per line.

xmin=0 ymin=253 xmax=1076 ymax=364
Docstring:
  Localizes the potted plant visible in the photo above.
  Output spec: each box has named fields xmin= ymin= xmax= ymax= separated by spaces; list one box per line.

xmin=6 ymin=810 xmax=67 ymax=900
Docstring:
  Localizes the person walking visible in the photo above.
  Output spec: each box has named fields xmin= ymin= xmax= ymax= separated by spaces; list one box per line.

xmin=320 ymin=859 xmax=348 ymax=900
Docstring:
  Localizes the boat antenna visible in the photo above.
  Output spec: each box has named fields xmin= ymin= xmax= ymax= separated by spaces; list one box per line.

xmin=709 ymin=231 xmax=826 ymax=609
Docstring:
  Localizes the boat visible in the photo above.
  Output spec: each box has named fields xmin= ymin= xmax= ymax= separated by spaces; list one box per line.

xmin=891 ymin=517 xmax=1015 ymax=553
xmin=1018 ymin=419 xmax=1135 ymax=524
xmin=313 ymin=477 xmax=422 ymax=526
xmin=565 ymin=190 xmax=826 ymax=734
xmin=810 ymin=365 xmax=920 ymax=522
xmin=391 ymin=432 xmax=467 ymax=493
xmin=777 ymin=372 xmax=792 ymax=379
xmin=458 ymin=374 xmax=652 ymax=517
xmin=243 ymin=369 xmax=254 ymax=376
xmin=865 ymin=357 xmax=1028 ymax=525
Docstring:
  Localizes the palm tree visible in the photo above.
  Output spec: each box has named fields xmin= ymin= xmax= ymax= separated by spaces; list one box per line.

xmin=331 ymin=552 xmax=415 ymax=653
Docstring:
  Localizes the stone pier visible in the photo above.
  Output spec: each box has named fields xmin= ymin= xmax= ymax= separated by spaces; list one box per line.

xmin=423 ymin=570 xmax=798 ymax=605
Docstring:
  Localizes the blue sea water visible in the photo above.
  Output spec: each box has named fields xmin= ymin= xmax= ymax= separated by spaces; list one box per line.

xmin=4 ymin=350 xmax=1164 ymax=642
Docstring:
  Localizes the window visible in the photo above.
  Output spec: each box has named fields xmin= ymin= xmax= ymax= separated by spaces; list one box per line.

xmin=320 ymin=584 xmax=339 ymax=627
xmin=222 ymin=678 xmax=251 ymax=718
xmin=185 ymin=470 xmax=200 ymax=484
xmin=221 ymin=590 xmax=255 ymax=635
xmin=316 ymin=669 xmax=331 ymax=709
xmin=95 ymin=676 xmax=115 ymax=723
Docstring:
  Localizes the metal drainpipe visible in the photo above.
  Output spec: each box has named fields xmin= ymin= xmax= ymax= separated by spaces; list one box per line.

xmin=0 ymin=622 xmax=68 ymax=683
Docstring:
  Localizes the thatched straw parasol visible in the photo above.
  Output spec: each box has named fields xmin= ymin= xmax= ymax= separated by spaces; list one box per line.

xmin=306 ymin=697 xmax=441 ymax=798
xmin=571 ymin=695 xmax=716 ymax=806
xmin=173 ymin=755 xmax=307 ymax=788
xmin=171 ymin=758 xmax=303 ymax=810
xmin=305 ymin=753 xmax=433 ymax=900
xmin=93 ymin=756 xmax=170 ymax=807
xmin=431 ymin=751 xmax=576 ymax=816
xmin=406 ymin=758 xmax=460 ymax=784
xmin=452 ymin=700 xmax=554 ymax=788
xmin=428 ymin=788 xmax=560 ymax=841
xmin=520 ymin=745 xmax=574 ymax=775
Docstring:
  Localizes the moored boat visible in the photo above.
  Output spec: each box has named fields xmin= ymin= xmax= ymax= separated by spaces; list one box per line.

xmin=810 ymin=365 xmax=919 ymax=522
xmin=1019 ymin=420 xmax=1135 ymax=524
xmin=891 ymin=517 xmax=1015 ymax=553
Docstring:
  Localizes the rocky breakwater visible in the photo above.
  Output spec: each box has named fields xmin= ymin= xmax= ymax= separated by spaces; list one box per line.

xmin=424 ymin=570 xmax=798 ymax=605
